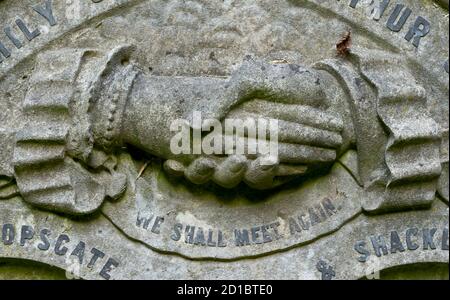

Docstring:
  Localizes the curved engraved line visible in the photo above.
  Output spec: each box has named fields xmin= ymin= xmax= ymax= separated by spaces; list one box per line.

xmin=0 ymin=245 xmax=447 ymax=280
xmin=101 ymin=208 xmax=363 ymax=263
xmin=0 ymin=257 xmax=69 ymax=279
xmin=356 ymin=261 xmax=449 ymax=280
xmin=0 ymin=0 xmax=147 ymax=81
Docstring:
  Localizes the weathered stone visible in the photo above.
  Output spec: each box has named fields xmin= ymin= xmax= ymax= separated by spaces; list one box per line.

xmin=0 ymin=0 xmax=448 ymax=280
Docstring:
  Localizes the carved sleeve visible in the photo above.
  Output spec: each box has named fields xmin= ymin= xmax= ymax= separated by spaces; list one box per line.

xmin=317 ymin=48 xmax=443 ymax=213
xmin=13 ymin=47 xmax=138 ymax=215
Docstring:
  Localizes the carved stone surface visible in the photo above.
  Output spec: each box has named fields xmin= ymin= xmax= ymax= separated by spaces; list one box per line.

xmin=0 ymin=0 xmax=448 ymax=280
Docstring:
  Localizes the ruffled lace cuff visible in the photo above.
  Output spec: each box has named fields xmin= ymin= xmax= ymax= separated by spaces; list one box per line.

xmin=13 ymin=46 xmax=138 ymax=215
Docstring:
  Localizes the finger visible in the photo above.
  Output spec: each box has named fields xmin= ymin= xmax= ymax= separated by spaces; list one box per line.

xmin=277 ymin=119 xmax=342 ymax=148
xmin=203 ymin=133 xmax=336 ymax=165
xmin=163 ymin=160 xmax=186 ymax=177
xmin=205 ymin=134 xmax=271 ymax=160
xmin=185 ymin=157 xmax=217 ymax=185
xmin=277 ymin=142 xmax=337 ymax=164
xmin=222 ymin=113 xmax=343 ymax=148
xmin=230 ymin=100 xmax=344 ymax=132
xmin=244 ymin=156 xmax=279 ymax=190
xmin=221 ymin=134 xmax=336 ymax=164
xmin=275 ymin=164 xmax=308 ymax=177
xmin=213 ymin=155 xmax=248 ymax=188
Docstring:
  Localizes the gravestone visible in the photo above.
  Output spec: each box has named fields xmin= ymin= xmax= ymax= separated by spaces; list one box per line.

xmin=0 ymin=0 xmax=448 ymax=280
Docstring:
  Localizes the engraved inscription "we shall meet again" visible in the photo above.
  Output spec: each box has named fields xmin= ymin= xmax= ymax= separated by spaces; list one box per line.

xmin=135 ymin=198 xmax=339 ymax=249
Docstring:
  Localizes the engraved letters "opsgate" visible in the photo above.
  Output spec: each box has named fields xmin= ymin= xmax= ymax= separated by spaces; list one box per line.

xmin=0 ymin=223 xmax=120 ymax=280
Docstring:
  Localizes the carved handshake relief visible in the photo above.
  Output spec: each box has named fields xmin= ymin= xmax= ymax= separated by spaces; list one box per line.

xmin=0 ymin=44 xmax=444 ymax=216
xmin=0 ymin=0 xmax=448 ymax=280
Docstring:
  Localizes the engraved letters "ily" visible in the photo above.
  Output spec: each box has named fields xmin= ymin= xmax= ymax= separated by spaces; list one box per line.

xmin=0 ymin=0 xmax=56 ymax=63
